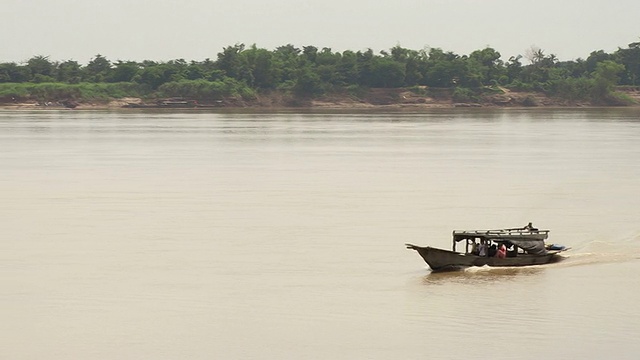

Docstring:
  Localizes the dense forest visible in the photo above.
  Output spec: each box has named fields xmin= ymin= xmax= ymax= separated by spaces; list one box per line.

xmin=1 ymin=41 xmax=640 ymax=106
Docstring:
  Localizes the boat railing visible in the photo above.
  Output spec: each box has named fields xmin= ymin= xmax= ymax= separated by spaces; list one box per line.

xmin=452 ymin=229 xmax=550 ymax=237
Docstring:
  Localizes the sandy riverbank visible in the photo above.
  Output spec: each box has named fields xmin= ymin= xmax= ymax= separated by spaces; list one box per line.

xmin=2 ymin=88 xmax=639 ymax=111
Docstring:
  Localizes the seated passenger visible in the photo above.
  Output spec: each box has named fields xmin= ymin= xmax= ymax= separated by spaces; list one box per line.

xmin=478 ymin=241 xmax=487 ymax=257
xmin=497 ymin=244 xmax=507 ymax=259
xmin=488 ymin=244 xmax=497 ymax=257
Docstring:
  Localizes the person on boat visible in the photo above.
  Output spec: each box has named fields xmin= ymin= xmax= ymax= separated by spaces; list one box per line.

xmin=488 ymin=244 xmax=497 ymax=257
xmin=524 ymin=222 xmax=538 ymax=232
xmin=478 ymin=241 xmax=487 ymax=257
xmin=496 ymin=243 xmax=507 ymax=259
xmin=471 ymin=242 xmax=479 ymax=255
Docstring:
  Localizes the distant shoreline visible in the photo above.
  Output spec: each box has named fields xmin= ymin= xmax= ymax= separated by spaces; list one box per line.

xmin=2 ymin=87 xmax=639 ymax=111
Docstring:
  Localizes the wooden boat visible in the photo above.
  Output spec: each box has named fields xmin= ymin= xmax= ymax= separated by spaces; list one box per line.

xmin=406 ymin=224 xmax=569 ymax=272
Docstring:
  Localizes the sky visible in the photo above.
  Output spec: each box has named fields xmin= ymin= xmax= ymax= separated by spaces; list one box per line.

xmin=2 ymin=0 xmax=639 ymax=64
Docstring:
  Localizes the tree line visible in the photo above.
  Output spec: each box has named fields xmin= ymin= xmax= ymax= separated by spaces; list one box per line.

xmin=1 ymin=41 xmax=639 ymax=104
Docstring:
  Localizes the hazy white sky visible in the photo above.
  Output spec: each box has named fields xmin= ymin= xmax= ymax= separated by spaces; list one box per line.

xmin=2 ymin=0 xmax=639 ymax=64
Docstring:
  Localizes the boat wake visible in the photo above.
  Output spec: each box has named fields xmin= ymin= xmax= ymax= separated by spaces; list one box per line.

xmin=550 ymin=250 xmax=639 ymax=269
xmin=540 ymin=234 xmax=640 ymax=269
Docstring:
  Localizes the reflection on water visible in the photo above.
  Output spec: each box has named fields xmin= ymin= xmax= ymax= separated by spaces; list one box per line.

xmin=1 ymin=108 xmax=640 ymax=359
xmin=421 ymin=266 xmax=545 ymax=285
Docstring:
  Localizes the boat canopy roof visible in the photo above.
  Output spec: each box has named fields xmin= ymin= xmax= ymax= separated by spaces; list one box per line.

xmin=452 ymin=228 xmax=549 ymax=255
xmin=452 ymin=229 xmax=549 ymax=242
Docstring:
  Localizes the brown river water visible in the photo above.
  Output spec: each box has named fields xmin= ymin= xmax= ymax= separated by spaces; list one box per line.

xmin=1 ymin=108 xmax=640 ymax=359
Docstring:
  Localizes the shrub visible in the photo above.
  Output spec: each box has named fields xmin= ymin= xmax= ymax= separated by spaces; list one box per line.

xmin=0 ymin=82 xmax=148 ymax=101
xmin=548 ymin=78 xmax=594 ymax=101
xmin=157 ymin=78 xmax=256 ymax=101
xmin=452 ymin=87 xmax=476 ymax=102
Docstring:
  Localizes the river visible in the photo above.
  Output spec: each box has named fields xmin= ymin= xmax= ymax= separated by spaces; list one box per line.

xmin=1 ymin=108 xmax=640 ymax=359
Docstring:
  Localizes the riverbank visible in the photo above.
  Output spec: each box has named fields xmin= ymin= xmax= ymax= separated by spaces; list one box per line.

xmin=2 ymin=87 xmax=639 ymax=110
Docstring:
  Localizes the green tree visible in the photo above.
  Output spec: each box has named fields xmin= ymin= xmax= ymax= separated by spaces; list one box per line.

xmin=424 ymin=49 xmax=467 ymax=88
xmin=505 ymin=55 xmax=523 ymax=84
xmin=404 ymin=52 xmax=426 ymax=86
xmin=84 ymin=55 xmax=112 ymax=82
xmin=294 ymin=65 xmax=323 ymax=96
xmin=109 ymin=61 xmax=140 ymax=82
xmin=216 ymin=44 xmax=245 ymax=79
xmin=273 ymin=44 xmax=301 ymax=84
xmin=556 ymin=59 xmax=587 ymax=79
xmin=356 ymin=48 xmax=375 ymax=86
xmin=184 ymin=61 xmax=208 ymax=80
xmin=165 ymin=59 xmax=189 ymax=82
xmin=337 ymin=50 xmax=359 ymax=85
xmin=369 ymin=58 xmax=405 ymax=87
xmin=468 ymin=47 xmax=504 ymax=85
xmin=585 ymin=50 xmax=613 ymax=73
xmin=26 ymin=55 xmax=55 ymax=81
xmin=387 ymin=45 xmax=424 ymax=85
xmin=302 ymin=46 xmax=318 ymax=64
xmin=239 ymin=45 xmax=279 ymax=89
xmin=519 ymin=48 xmax=558 ymax=89
xmin=136 ymin=63 xmax=182 ymax=89
xmin=616 ymin=41 xmax=640 ymax=85
xmin=56 ymin=60 xmax=82 ymax=83
xmin=0 ymin=62 xmax=31 ymax=83
xmin=314 ymin=48 xmax=342 ymax=86
xmin=591 ymin=60 xmax=625 ymax=102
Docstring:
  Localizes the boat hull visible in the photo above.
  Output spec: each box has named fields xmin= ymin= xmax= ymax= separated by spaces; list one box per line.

xmin=406 ymin=245 xmax=562 ymax=272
